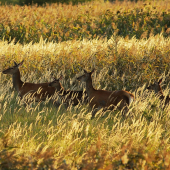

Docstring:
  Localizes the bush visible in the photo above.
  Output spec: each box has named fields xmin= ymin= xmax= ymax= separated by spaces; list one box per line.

xmin=19 ymin=0 xmax=94 ymax=5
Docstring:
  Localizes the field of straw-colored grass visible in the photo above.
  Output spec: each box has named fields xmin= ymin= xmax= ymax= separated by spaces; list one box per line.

xmin=1 ymin=34 xmax=170 ymax=169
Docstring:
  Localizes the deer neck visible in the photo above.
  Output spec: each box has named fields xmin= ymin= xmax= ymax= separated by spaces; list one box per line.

xmin=85 ymin=77 xmax=95 ymax=97
xmin=12 ymin=70 xmax=23 ymax=92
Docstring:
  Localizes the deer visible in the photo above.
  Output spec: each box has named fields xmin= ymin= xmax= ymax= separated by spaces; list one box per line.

xmin=146 ymin=78 xmax=170 ymax=109
xmin=76 ymin=69 xmax=134 ymax=118
xmin=48 ymin=76 xmax=88 ymax=108
xmin=2 ymin=60 xmax=56 ymax=104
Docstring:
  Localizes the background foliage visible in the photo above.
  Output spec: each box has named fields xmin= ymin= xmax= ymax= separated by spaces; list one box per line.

xmin=18 ymin=0 xmax=94 ymax=6
xmin=0 ymin=1 xmax=170 ymax=44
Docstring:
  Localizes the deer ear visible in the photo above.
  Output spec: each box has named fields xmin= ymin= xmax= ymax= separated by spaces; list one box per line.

xmin=53 ymin=77 xmax=57 ymax=81
xmin=20 ymin=60 xmax=24 ymax=64
xmin=58 ymin=75 xmax=63 ymax=80
xmin=14 ymin=61 xmax=18 ymax=66
xmin=14 ymin=60 xmax=24 ymax=67
xmin=91 ymin=69 xmax=95 ymax=74
xmin=83 ymin=69 xmax=87 ymax=73
xmin=158 ymin=78 xmax=162 ymax=84
xmin=18 ymin=60 xmax=24 ymax=67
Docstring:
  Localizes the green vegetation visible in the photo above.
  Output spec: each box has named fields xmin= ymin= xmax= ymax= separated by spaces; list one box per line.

xmin=0 ymin=0 xmax=19 ymax=5
xmin=0 ymin=0 xmax=95 ymax=5
xmin=0 ymin=1 xmax=170 ymax=44
xmin=19 ymin=0 xmax=95 ymax=5
xmin=1 ymin=0 xmax=170 ymax=169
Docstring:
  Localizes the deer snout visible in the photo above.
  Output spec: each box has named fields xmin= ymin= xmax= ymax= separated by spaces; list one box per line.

xmin=2 ymin=70 xmax=8 ymax=74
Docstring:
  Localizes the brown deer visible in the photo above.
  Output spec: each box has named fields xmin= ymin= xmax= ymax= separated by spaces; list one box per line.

xmin=2 ymin=60 xmax=56 ymax=103
xmin=77 ymin=69 xmax=134 ymax=118
xmin=48 ymin=76 xmax=88 ymax=108
xmin=147 ymin=78 xmax=170 ymax=109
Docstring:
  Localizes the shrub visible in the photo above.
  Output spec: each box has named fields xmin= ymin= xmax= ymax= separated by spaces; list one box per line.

xmin=19 ymin=0 xmax=94 ymax=6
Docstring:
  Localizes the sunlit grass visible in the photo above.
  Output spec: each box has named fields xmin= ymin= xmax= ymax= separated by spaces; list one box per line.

xmin=1 ymin=34 xmax=170 ymax=168
xmin=1 ymin=34 xmax=170 ymax=91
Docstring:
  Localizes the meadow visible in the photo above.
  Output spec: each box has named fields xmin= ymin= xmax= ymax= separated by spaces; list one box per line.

xmin=1 ymin=0 xmax=170 ymax=169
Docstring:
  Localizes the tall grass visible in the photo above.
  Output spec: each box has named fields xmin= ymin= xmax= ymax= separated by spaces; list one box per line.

xmin=1 ymin=34 xmax=170 ymax=90
xmin=1 ymin=34 xmax=170 ymax=169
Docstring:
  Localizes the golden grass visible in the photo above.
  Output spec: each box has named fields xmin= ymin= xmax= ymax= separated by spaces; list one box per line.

xmin=1 ymin=34 xmax=170 ymax=169
xmin=1 ymin=33 xmax=170 ymax=89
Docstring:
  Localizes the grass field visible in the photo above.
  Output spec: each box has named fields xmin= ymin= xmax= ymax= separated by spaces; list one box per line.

xmin=1 ymin=0 xmax=170 ymax=169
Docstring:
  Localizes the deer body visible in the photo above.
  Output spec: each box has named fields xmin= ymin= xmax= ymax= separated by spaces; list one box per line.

xmin=48 ymin=77 xmax=88 ymax=107
xmin=77 ymin=69 xmax=134 ymax=117
xmin=2 ymin=61 xmax=56 ymax=101
xmin=18 ymin=82 xmax=55 ymax=101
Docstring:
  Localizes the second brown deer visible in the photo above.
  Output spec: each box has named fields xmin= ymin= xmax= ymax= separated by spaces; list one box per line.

xmin=48 ymin=76 xmax=88 ymax=108
xmin=77 ymin=69 xmax=134 ymax=118
xmin=147 ymin=78 xmax=170 ymax=109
